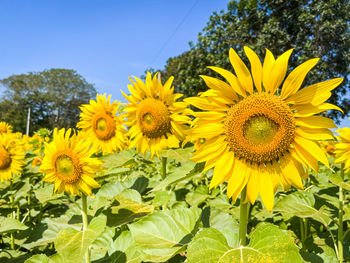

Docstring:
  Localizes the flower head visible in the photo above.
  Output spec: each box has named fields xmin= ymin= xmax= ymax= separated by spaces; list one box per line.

xmin=0 ymin=122 xmax=13 ymax=134
xmin=0 ymin=134 xmax=25 ymax=181
xmin=40 ymin=128 xmax=103 ymax=196
xmin=335 ymin=127 xmax=350 ymax=171
xmin=123 ymin=72 xmax=191 ymax=157
xmin=187 ymin=47 xmax=343 ymax=211
xmin=77 ymin=94 xmax=127 ymax=154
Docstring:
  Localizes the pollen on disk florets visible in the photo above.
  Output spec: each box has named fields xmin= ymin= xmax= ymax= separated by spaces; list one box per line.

xmin=225 ymin=93 xmax=295 ymax=163
xmin=137 ymin=98 xmax=171 ymax=138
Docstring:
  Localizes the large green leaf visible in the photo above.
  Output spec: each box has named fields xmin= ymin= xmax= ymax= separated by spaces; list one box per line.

xmin=209 ymin=208 xmax=239 ymax=248
xmin=0 ymin=216 xmax=28 ymax=233
xmin=54 ymin=215 xmax=106 ymax=263
xmin=187 ymin=223 xmax=302 ymax=263
xmin=128 ymin=207 xmax=201 ymax=262
xmin=34 ymin=184 xmax=64 ymax=204
xmin=100 ymin=150 xmax=136 ymax=170
xmin=158 ymin=147 xmax=194 ymax=163
xmin=329 ymin=173 xmax=350 ymax=191
xmin=186 ymin=228 xmax=230 ymax=263
xmin=151 ymin=161 xmax=199 ymax=191
xmin=24 ymin=254 xmax=49 ymax=263
xmin=274 ymin=191 xmax=332 ymax=226
xmin=106 ymin=231 xmax=141 ymax=263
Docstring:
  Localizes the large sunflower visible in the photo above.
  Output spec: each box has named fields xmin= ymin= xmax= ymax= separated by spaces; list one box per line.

xmin=40 ymin=128 xmax=103 ymax=196
xmin=0 ymin=122 xmax=13 ymax=134
xmin=0 ymin=134 xmax=25 ymax=182
xmin=77 ymin=94 xmax=127 ymax=154
xmin=186 ymin=47 xmax=343 ymax=211
xmin=334 ymin=127 xmax=350 ymax=171
xmin=122 ymin=72 xmax=191 ymax=157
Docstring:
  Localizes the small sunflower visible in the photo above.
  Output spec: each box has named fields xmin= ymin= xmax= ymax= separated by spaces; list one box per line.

xmin=320 ymin=140 xmax=336 ymax=157
xmin=334 ymin=127 xmax=350 ymax=171
xmin=122 ymin=72 xmax=191 ymax=157
xmin=0 ymin=122 xmax=13 ymax=134
xmin=0 ymin=134 xmax=25 ymax=182
xmin=40 ymin=128 xmax=103 ymax=196
xmin=186 ymin=47 xmax=343 ymax=211
xmin=77 ymin=94 xmax=127 ymax=154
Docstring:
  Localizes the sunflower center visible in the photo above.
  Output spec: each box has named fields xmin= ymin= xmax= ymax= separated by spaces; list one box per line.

xmin=225 ymin=93 xmax=295 ymax=164
xmin=92 ymin=112 xmax=116 ymax=140
xmin=0 ymin=147 xmax=11 ymax=170
xmin=54 ymin=153 xmax=82 ymax=183
xmin=137 ymin=98 xmax=170 ymax=138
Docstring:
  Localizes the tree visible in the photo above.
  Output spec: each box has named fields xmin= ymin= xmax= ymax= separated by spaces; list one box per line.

xmin=160 ymin=0 xmax=350 ymax=121
xmin=0 ymin=69 xmax=96 ymax=133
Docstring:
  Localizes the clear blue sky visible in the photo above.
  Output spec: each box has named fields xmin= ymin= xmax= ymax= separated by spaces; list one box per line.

xmin=1 ymin=0 xmax=348 ymax=127
xmin=0 ymin=0 xmax=228 ymax=102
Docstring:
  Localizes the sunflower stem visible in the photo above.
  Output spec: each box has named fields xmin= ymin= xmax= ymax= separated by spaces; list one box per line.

xmin=239 ymin=186 xmax=249 ymax=246
xmin=161 ymin=157 xmax=167 ymax=180
xmin=9 ymin=180 xmax=15 ymax=250
xmin=81 ymin=194 xmax=90 ymax=263
xmin=338 ymin=163 xmax=344 ymax=263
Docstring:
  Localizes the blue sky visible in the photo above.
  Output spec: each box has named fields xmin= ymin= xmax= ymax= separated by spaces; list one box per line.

xmin=0 ymin=0 xmax=348 ymax=127
xmin=0 ymin=0 xmax=228 ymax=101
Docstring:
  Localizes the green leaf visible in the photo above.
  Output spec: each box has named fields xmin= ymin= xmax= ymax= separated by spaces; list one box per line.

xmin=54 ymin=215 xmax=106 ymax=263
xmin=128 ymin=207 xmax=201 ymax=262
xmin=248 ymin=223 xmax=303 ymax=263
xmin=24 ymin=254 xmax=49 ymax=263
xmin=108 ymin=231 xmax=141 ymax=263
xmin=34 ymin=184 xmax=64 ymax=204
xmin=106 ymin=193 xmax=153 ymax=227
xmin=274 ymin=191 xmax=332 ymax=226
xmin=302 ymin=245 xmax=338 ymax=263
xmin=209 ymin=208 xmax=239 ymax=248
xmin=151 ymin=161 xmax=199 ymax=191
xmin=0 ymin=216 xmax=28 ymax=233
xmin=329 ymin=173 xmax=350 ymax=191
xmin=186 ymin=228 xmax=230 ymax=263
xmin=158 ymin=147 xmax=194 ymax=163
xmin=100 ymin=150 xmax=136 ymax=169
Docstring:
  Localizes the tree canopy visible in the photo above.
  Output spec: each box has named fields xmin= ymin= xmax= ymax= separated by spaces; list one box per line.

xmin=0 ymin=69 xmax=96 ymax=134
xmin=159 ymin=0 xmax=350 ymax=121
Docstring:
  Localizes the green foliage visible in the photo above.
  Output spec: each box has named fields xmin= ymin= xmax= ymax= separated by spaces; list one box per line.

xmin=2 ymin=147 xmax=350 ymax=262
xmin=159 ymin=0 xmax=350 ymax=122
xmin=0 ymin=69 xmax=96 ymax=133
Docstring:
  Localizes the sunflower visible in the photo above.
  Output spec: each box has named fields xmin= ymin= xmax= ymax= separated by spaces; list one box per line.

xmin=0 ymin=122 xmax=13 ymax=134
xmin=0 ymin=134 xmax=25 ymax=182
xmin=320 ymin=140 xmax=336 ymax=157
xmin=334 ymin=127 xmax=350 ymax=171
xmin=186 ymin=47 xmax=343 ymax=211
xmin=77 ymin=94 xmax=127 ymax=154
xmin=40 ymin=128 xmax=103 ymax=196
xmin=122 ymin=72 xmax=191 ymax=157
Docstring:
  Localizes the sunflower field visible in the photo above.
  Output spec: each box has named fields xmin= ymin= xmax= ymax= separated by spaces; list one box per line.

xmin=0 ymin=48 xmax=349 ymax=263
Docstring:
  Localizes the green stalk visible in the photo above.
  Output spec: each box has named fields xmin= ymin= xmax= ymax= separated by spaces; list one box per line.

xmin=338 ymin=163 xmax=344 ymax=263
xmin=9 ymin=180 xmax=15 ymax=250
xmin=239 ymin=186 xmax=249 ymax=246
xmin=81 ymin=194 xmax=90 ymax=263
xmin=161 ymin=157 xmax=167 ymax=180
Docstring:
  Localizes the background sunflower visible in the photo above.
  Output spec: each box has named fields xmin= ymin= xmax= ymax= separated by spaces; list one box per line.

xmin=40 ymin=128 xmax=103 ymax=196
xmin=122 ymin=72 xmax=191 ymax=158
xmin=77 ymin=94 xmax=127 ymax=154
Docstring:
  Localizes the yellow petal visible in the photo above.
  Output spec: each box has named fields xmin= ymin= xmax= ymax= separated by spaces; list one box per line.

xmin=279 ymin=155 xmax=304 ymax=189
xmin=244 ymin=46 xmax=263 ymax=93
xmin=210 ymin=150 xmax=234 ymax=189
xmin=280 ymin=58 xmax=319 ymax=99
xmin=208 ymin=66 xmax=246 ymax=97
xmin=268 ymin=49 xmax=293 ymax=94
xmin=295 ymin=127 xmax=334 ymax=140
xmin=200 ymin=75 xmax=239 ymax=102
xmin=246 ymin=163 xmax=259 ymax=204
xmin=296 ymin=116 xmax=337 ymax=129
xmin=293 ymin=103 xmax=343 ymax=117
xmin=260 ymin=166 xmax=275 ymax=211
xmin=262 ymin=49 xmax=275 ymax=92
xmin=229 ymin=48 xmax=253 ymax=94
xmin=293 ymin=143 xmax=318 ymax=172
xmin=286 ymin=78 xmax=343 ymax=105
xmin=294 ymin=136 xmax=329 ymax=167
